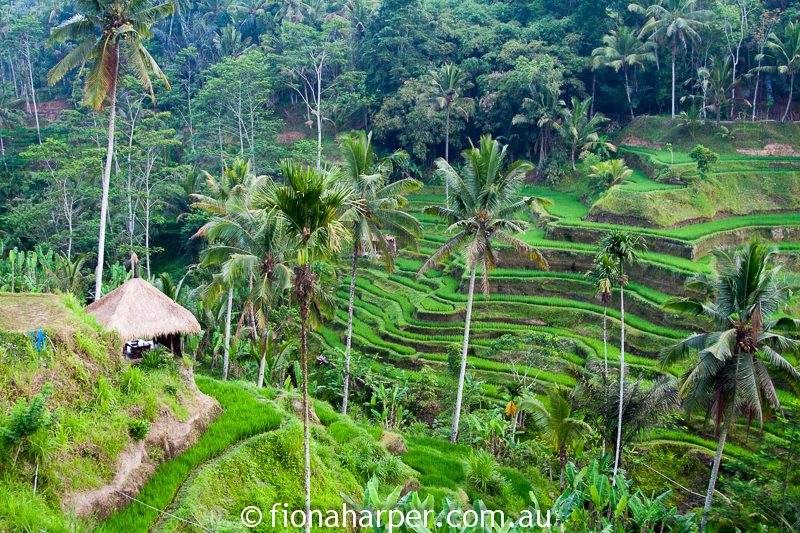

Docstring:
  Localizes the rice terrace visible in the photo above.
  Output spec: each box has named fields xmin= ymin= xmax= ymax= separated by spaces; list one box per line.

xmin=2 ymin=0 xmax=800 ymax=531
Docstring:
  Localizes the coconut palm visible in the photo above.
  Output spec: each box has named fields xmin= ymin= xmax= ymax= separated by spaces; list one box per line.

xmin=511 ymin=83 xmax=562 ymax=170
xmin=426 ymin=63 xmax=473 ymax=208
xmin=419 ymin=135 xmax=547 ymax=443
xmin=588 ymin=159 xmax=633 ymax=195
xmin=585 ymin=253 xmax=618 ymax=373
xmin=192 ymin=158 xmax=255 ymax=381
xmin=591 ymin=25 xmax=655 ymax=119
xmin=520 ymin=385 xmax=592 ymax=487
xmin=339 ymin=131 xmax=422 ymax=414
xmin=637 ymin=0 xmax=712 ymax=119
xmin=660 ymin=241 xmax=800 ymax=530
xmin=553 ymin=96 xmax=607 ymax=170
xmin=708 ymin=54 xmax=733 ymax=124
xmin=47 ymin=0 xmax=173 ymax=300
xmin=599 ymin=231 xmax=646 ymax=479
xmin=765 ymin=21 xmax=800 ymax=122
xmin=256 ymin=160 xmax=353 ymax=533
xmin=198 ymin=193 xmax=292 ymax=388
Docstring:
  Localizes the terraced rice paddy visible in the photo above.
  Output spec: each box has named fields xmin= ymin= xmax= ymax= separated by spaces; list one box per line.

xmin=318 ymin=148 xmax=800 ymax=460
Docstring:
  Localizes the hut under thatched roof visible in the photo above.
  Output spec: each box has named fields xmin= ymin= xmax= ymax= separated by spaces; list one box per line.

xmin=87 ymin=278 xmax=201 ymax=355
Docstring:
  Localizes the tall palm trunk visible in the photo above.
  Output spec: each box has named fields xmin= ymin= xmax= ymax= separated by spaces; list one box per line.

xmin=782 ymin=74 xmax=795 ymax=123
xmin=451 ymin=263 xmax=476 ymax=443
xmin=559 ymin=447 xmax=567 ymax=488
xmin=257 ymin=306 xmax=271 ymax=387
xmin=623 ymin=67 xmax=635 ymax=119
xmin=701 ymin=416 xmax=729 ymax=531
xmin=297 ymin=265 xmax=312 ymax=533
xmin=671 ymin=39 xmax=677 ymax=119
xmin=613 ymin=277 xmax=626 ymax=478
xmin=94 ymin=42 xmax=120 ymax=300
xmin=444 ymin=105 xmax=451 ymax=209
xmin=602 ymin=302 xmax=608 ymax=374
xmin=342 ymin=246 xmax=358 ymax=414
xmin=1 ymin=131 xmax=7 ymax=171
xmin=223 ymin=286 xmax=233 ymax=380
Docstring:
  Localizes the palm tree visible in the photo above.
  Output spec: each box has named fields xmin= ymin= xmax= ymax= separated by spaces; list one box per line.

xmin=585 ymin=253 xmax=618 ymax=373
xmin=588 ymin=159 xmax=633 ymax=195
xmin=638 ymin=0 xmax=712 ymax=119
xmin=339 ymin=131 xmax=421 ymax=414
xmin=554 ymin=96 xmax=607 ymax=170
xmin=765 ymin=21 xmax=800 ymax=122
xmin=592 ymin=26 xmax=655 ymax=119
xmin=198 ymin=194 xmax=292 ymax=388
xmin=47 ymin=0 xmax=173 ymax=300
xmin=257 ymin=160 xmax=353 ymax=533
xmin=511 ymin=83 xmax=562 ymax=170
xmin=599 ymin=231 xmax=646 ymax=479
xmin=661 ymin=241 xmax=800 ymax=530
xmin=419 ymin=135 xmax=546 ymax=443
xmin=426 ymin=63 xmax=472 ymax=208
xmin=192 ymin=159 xmax=255 ymax=380
xmin=520 ymin=385 xmax=592 ymax=487
xmin=708 ymin=55 xmax=733 ymax=124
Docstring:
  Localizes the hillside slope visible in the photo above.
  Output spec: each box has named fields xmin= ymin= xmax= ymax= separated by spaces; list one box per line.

xmin=0 ymin=293 xmax=218 ymax=530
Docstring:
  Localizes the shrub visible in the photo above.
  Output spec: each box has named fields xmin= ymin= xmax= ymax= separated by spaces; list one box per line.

xmin=139 ymin=348 xmax=174 ymax=371
xmin=128 ymin=418 xmax=150 ymax=441
xmin=466 ymin=450 xmax=508 ymax=496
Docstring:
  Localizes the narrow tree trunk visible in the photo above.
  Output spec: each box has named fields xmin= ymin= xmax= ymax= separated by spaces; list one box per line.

xmin=559 ymin=448 xmax=567 ymax=488
xmin=613 ymin=282 xmax=626 ymax=479
xmin=671 ymin=41 xmax=677 ymax=119
xmin=0 ymin=131 xmax=7 ymax=171
xmin=782 ymin=74 xmax=794 ymax=123
xmin=257 ymin=306 xmax=271 ymax=387
xmin=223 ymin=286 xmax=233 ymax=380
xmin=752 ymin=72 xmax=761 ymax=122
xmin=145 ymin=186 xmax=151 ymax=280
xmin=701 ymin=417 xmax=729 ymax=531
xmin=624 ymin=67 xmax=634 ymax=120
xmin=451 ymin=263 xmax=477 ymax=443
xmin=299 ymin=269 xmax=312 ymax=533
xmin=24 ymin=46 xmax=41 ymax=144
xmin=94 ymin=43 xmax=120 ymax=301
xmin=341 ymin=246 xmax=358 ymax=414
xmin=444 ymin=105 xmax=450 ymax=209
xmin=590 ymin=73 xmax=596 ymax=116
xmin=316 ymin=75 xmax=322 ymax=171
xmin=602 ymin=303 xmax=608 ymax=374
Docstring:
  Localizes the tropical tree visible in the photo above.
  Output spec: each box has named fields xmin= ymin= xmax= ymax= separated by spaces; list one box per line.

xmin=47 ymin=0 xmax=173 ymax=300
xmin=637 ymin=0 xmax=713 ymax=119
xmin=419 ymin=135 xmax=547 ymax=443
xmin=599 ymin=231 xmax=646 ymax=479
xmin=192 ymin=158 xmax=255 ymax=380
xmin=765 ymin=20 xmax=800 ymax=122
xmin=511 ymin=83 xmax=562 ymax=170
xmin=554 ymin=96 xmax=607 ymax=170
xmin=198 ymin=193 xmax=292 ymax=388
xmin=591 ymin=26 xmax=655 ymax=119
xmin=257 ymin=160 xmax=353 ymax=533
xmin=660 ymin=241 xmax=800 ymax=530
xmin=339 ymin=131 xmax=421 ymax=414
xmin=585 ymin=253 xmax=617 ymax=373
xmin=588 ymin=159 xmax=633 ymax=195
xmin=520 ymin=385 xmax=592 ymax=487
xmin=425 ymin=63 xmax=472 ymax=207
xmin=0 ymin=86 xmax=23 ymax=171
xmin=708 ymin=55 xmax=733 ymax=124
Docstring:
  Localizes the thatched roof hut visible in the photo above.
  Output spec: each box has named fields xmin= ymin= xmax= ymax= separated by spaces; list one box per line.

xmin=87 ymin=278 xmax=201 ymax=340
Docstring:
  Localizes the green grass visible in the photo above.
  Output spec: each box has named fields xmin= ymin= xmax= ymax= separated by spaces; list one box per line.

xmin=99 ymin=377 xmax=283 ymax=532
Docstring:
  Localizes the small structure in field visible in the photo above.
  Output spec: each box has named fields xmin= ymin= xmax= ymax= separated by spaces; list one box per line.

xmin=87 ymin=275 xmax=200 ymax=358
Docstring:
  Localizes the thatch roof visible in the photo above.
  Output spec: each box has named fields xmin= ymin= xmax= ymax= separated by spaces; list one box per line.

xmin=87 ymin=278 xmax=201 ymax=339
